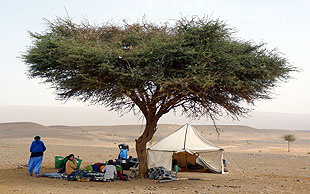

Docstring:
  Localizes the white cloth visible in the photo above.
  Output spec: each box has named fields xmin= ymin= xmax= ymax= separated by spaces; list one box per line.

xmin=148 ymin=124 xmax=224 ymax=173
xmin=102 ymin=165 xmax=117 ymax=180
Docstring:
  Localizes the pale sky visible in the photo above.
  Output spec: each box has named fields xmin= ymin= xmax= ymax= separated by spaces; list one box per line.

xmin=1 ymin=0 xmax=310 ymax=114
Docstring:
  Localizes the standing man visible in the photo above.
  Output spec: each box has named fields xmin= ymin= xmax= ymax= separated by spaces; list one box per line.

xmin=28 ymin=136 xmax=46 ymax=177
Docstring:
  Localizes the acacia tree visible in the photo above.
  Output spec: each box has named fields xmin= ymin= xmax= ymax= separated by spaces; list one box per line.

xmin=283 ymin=134 xmax=296 ymax=152
xmin=22 ymin=17 xmax=295 ymax=178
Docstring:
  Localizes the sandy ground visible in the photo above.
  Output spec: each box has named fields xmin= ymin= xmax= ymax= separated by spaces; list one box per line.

xmin=0 ymin=123 xmax=310 ymax=194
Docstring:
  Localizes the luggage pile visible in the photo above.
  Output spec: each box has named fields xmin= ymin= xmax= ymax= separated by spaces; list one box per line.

xmin=148 ymin=166 xmax=176 ymax=180
xmin=51 ymin=143 xmax=138 ymax=182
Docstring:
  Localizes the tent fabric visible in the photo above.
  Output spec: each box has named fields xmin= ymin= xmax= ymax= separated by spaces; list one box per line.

xmin=147 ymin=124 xmax=224 ymax=173
xmin=148 ymin=150 xmax=173 ymax=170
xmin=196 ymin=150 xmax=224 ymax=173
xmin=149 ymin=124 xmax=220 ymax=152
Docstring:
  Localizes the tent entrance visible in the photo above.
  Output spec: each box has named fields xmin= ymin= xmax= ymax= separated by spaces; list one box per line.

xmin=172 ymin=152 xmax=207 ymax=172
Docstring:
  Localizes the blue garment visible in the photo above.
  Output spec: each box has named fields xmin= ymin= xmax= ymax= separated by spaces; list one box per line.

xmin=28 ymin=156 xmax=43 ymax=175
xmin=28 ymin=140 xmax=46 ymax=175
xmin=30 ymin=140 xmax=46 ymax=153
xmin=69 ymin=170 xmax=87 ymax=177
xmin=118 ymin=149 xmax=127 ymax=159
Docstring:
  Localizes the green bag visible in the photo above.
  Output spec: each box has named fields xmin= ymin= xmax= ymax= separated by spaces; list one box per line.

xmin=83 ymin=165 xmax=93 ymax=172
xmin=55 ymin=156 xmax=82 ymax=169
xmin=116 ymin=164 xmax=122 ymax=172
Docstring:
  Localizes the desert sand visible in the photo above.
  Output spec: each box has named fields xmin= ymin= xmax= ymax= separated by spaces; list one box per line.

xmin=0 ymin=122 xmax=309 ymax=194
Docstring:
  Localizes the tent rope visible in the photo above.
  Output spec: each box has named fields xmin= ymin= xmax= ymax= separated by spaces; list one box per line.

xmin=224 ymin=152 xmax=245 ymax=177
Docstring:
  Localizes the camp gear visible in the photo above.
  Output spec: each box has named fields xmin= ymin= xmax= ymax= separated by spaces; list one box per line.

xmin=115 ymin=164 xmax=122 ymax=172
xmin=86 ymin=172 xmax=105 ymax=181
xmin=115 ymin=157 xmax=138 ymax=170
xmin=99 ymin=165 xmax=105 ymax=172
xmin=91 ymin=164 xmax=99 ymax=172
xmin=117 ymin=171 xmax=128 ymax=181
xmin=42 ymin=170 xmax=129 ymax=182
xmin=54 ymin=156 xmax=82 ymax=169
xmin=158 ymin=177 xmax=211 ymax=183
xmin=158 ymin=178 xmax=178 ymax=183
xmin=147 ymin=124 xmax=224 ymax=173
xmin=57 ymin=167 xmax=65 ymax=173
xmin=41 ymin=172 xmax=67 ymax=179
xmin=130 ymin=168 xmax=138 ymax=178
xmin=128 ymin=157 xmax=139 ymax=166
xmin=148 ymin=166 xmax=176 ymax=180
xmin=83 ymin=165 xmax=93 ymax=172
xmin=173 ymin=165 xmax=179 ymax=172
xmin=115 ymin=159 xmax=130 ymax=170
xmin=55 ymin=156 xmax=66 ymax=169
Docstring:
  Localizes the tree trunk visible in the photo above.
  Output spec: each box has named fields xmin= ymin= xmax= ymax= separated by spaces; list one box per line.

xmin=136 ymin=138 xmax=148 ymax=178
xmin=136 ymin=119 xmax=158 ymax=178
xmin=288 ymin=141 xmax=290 ymax=152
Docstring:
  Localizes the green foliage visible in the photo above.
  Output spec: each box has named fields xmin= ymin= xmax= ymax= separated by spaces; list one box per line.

xmin=22 ymin=16 xmax=296 ymax=121
xmin=283 ymin=134 xmax=296 ymax=142
xmin=283 ymin=134 xmax=296 ymax=152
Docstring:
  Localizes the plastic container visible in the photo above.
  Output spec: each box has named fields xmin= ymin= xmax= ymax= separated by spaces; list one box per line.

xmin=54 ymin=156 xmax=65 ymax=169
xmin=55 ymin=156 xmax=82 ymax=169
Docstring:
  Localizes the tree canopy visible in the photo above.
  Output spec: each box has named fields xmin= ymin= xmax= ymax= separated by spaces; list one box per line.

xmin=283 ymin=134 xmax=296 ymax=152
xmin=22 ymin=16 xmax=295 ymax=177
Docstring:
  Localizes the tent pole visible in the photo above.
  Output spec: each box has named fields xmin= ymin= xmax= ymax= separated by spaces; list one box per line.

xmin=184 ymin=124 xmax=189 ymax=171
xmin=185 ymin=152 xmax=188 ymax=170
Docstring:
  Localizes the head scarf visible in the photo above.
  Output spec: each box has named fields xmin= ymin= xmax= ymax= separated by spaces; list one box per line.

xmin=34 ymin=136 xmax=40 ymax=144
xmin=67 ymin=154 xmax=74 ymax=161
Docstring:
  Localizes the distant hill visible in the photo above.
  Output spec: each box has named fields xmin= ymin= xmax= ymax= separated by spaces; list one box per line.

xmin=235 ymin=112 xmax=310 ymax=130
xmin=0 ymin=105 xmax=309 ymax=130
xmin=1 ymin=122 xmax=309 ymax=146
xmin=0 ymin=122 xmax=45 ymax=130
xmin=0 ymin=122 xmax=47 ymax=139
xmin=0 ymin=122 xmax=263 ymax=141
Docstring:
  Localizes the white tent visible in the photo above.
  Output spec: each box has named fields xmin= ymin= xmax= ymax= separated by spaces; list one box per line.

xmin=147 ymin=124 xmax=224 ymax=173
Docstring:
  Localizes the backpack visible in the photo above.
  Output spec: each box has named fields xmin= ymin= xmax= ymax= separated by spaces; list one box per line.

xmin=117 ymin=172 xmax=128 ymax=181
xmin=91 ymin=164 xmax=99 ymax=172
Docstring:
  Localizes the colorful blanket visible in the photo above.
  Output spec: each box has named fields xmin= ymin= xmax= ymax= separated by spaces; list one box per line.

xmin=148 ymin=166 xmax=176 ymax=180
